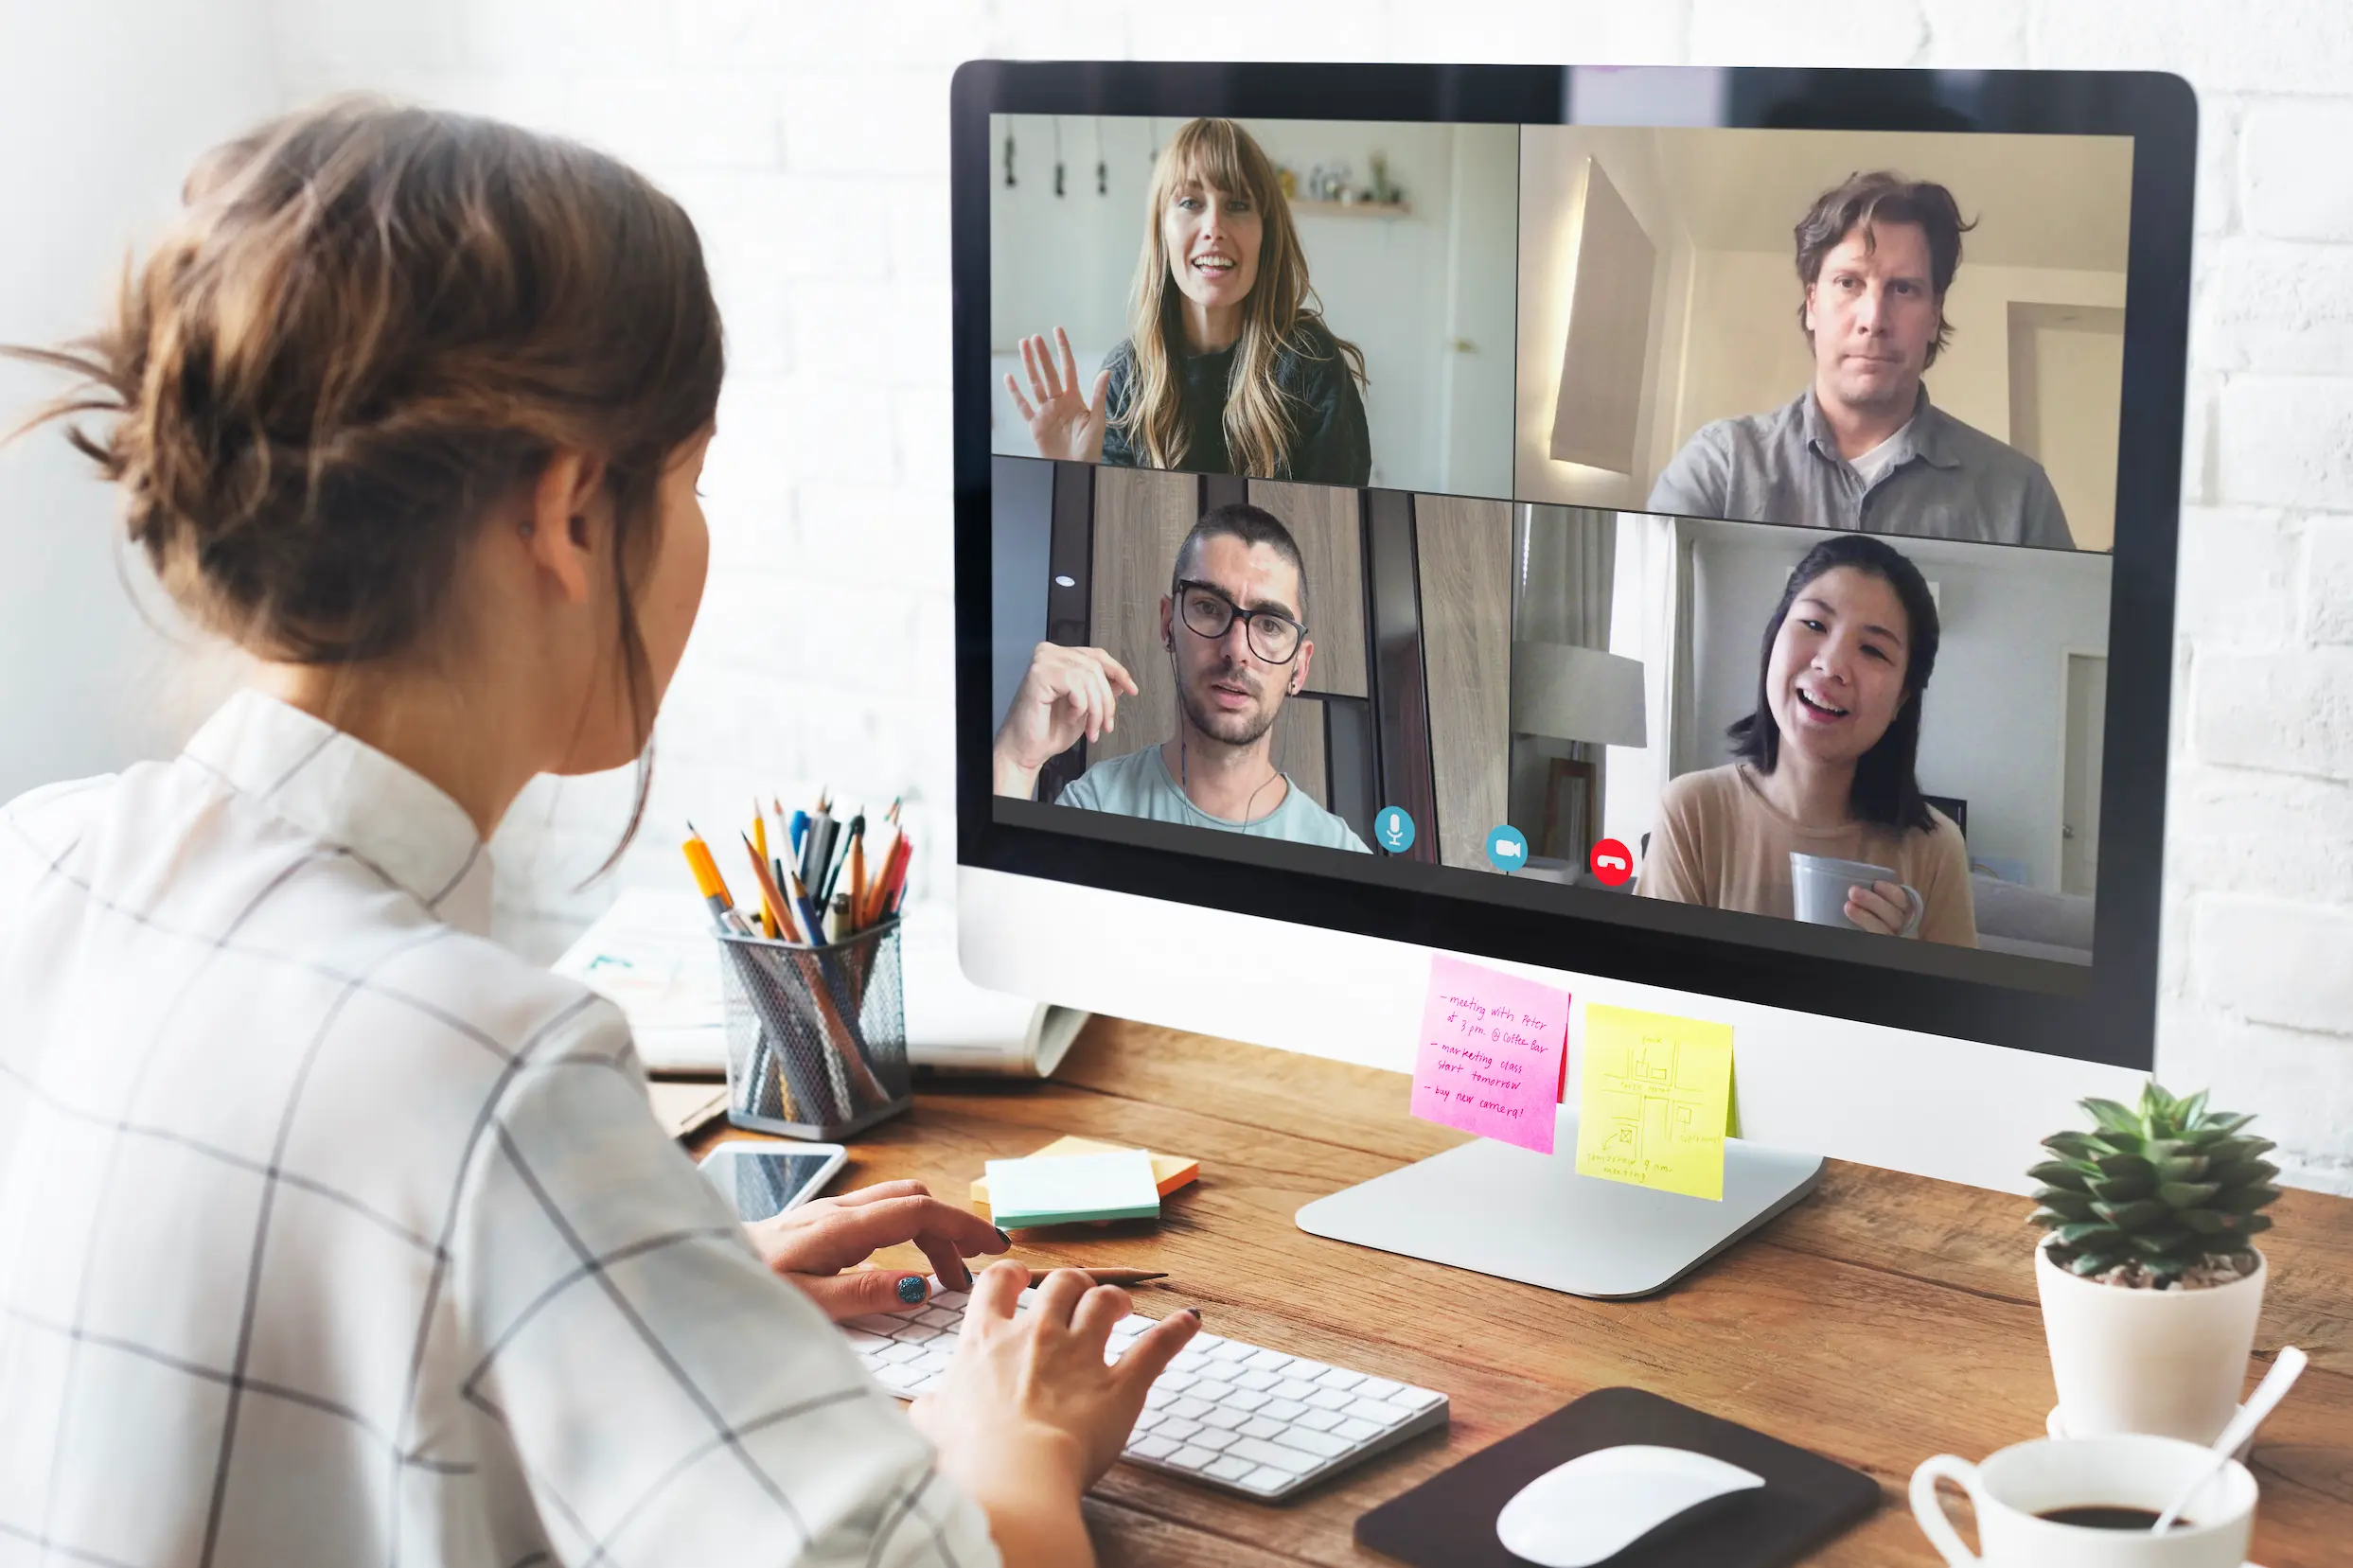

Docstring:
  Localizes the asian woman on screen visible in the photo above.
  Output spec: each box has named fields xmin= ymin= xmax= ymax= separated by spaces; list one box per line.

xmin=1003 ymin=116 xmax=1371 ymax=485
xmin=1637 ymin=533 xmax=1978 ymax=946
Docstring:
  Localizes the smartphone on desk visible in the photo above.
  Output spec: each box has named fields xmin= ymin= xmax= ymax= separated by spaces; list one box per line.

xmin=698 ymin=1142 xmax=847 ymax=1223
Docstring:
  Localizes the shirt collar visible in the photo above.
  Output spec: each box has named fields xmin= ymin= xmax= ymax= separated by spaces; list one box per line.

xmin=1798 ymin=383 xmax=1961 ymax=471
xmin=184 ymin=689 xmax=494 ymax=938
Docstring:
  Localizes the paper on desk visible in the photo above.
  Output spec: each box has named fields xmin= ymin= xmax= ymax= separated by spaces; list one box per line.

xmin=1573 ymin=1004 xmax=1734 ymax=1201
xmin=1408 ymin=956 xmax=1570 ymax=1155
xmin=552 ymin=889 xmax=726 ymax=1072
xmin=983 ymin=1148 xmax=1161 ymax=1229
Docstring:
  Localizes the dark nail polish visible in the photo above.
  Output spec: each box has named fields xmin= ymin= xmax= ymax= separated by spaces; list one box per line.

xmin=995 ymin=1227 xmax=1012 ymax=1246
xmin=896 ymin=1275 xmax=929 ymax=1305
xmin=1183 ymin=1307 xmax=1202 ymax=1321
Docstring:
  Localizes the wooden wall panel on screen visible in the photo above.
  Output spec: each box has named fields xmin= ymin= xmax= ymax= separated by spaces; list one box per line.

xmin=1548 ymin=156 xmax=1655 ymax=475
xmin=1088 ymin=466 xmax=1202 ymax=766
xmin=1416 ymin=494 xmax=1513 ymax=870
xmin=1246 ymin=480 xmax=1368 ymax=699
xmin=1269 ymin=696 xmax=1329 ymax=811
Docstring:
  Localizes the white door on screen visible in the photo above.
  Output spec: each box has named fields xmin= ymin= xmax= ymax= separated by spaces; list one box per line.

xmin=2062 ymin=652 xmax=2105 ymax=896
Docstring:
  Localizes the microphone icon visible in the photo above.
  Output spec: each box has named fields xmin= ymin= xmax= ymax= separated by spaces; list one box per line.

xmin=1376 ymin=806 xmax=1415 ymax=854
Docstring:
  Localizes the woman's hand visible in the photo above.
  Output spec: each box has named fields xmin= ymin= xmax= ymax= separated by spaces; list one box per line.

xmin=745 ymin=1179 xmax=1009 ymax=1321
xmin=1845 ymin=880 xmax=1919 ymax=938
xmin=991 ymin=642 xmax=1139 ymax=798
xmin=1006 ymin=327 xmax=1110 ymax=463
xmin=912 ymin=1264 xmax=1199 ymax=1561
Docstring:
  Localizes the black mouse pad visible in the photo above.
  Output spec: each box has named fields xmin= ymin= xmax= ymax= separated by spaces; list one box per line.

xmin=1355 ymin=1386 xmax=1879 ymax=1568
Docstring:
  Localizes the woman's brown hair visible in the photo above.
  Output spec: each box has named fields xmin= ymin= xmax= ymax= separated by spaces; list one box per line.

xmin=1115 ymin=117 xmax=1364 ymax=479
xmin=5 ymin=96 xmax=724 ymax=862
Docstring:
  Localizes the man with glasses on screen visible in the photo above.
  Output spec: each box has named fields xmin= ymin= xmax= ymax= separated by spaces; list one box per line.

xmin=1649 ymin=170 xmax=2075 ymax=550
xmin=992 ymin=503 xmax=1371 ymax=852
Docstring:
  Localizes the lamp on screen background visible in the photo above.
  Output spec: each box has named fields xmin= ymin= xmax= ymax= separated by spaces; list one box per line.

xmin=1511 ymin=641 xmax=1647 ymax=864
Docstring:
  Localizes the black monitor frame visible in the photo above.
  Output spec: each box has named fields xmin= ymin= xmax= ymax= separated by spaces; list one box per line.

xmin=950 ymin=62 xmax=2195 ymax=1070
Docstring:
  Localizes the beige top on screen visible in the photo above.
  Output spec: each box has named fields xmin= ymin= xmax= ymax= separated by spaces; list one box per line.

xmin=1637 ymin=763 xmax=1978 ymax=947
xmin=0 ymin=690 xmax=998 ymax=1568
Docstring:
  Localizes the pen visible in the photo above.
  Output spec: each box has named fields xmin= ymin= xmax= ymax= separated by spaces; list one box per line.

xmin=824 ymin=892 xmax=851 ymax=944
xmin=822 ymin=814 xmax=863 ymax=907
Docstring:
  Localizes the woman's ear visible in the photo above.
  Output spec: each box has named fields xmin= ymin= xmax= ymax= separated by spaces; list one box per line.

xmin=523 ymin=449 xmax=608 ymax=605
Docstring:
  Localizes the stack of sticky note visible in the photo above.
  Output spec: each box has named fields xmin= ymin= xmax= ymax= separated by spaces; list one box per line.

xmin=975 ymin=1136 xmax=1198 ymax=1229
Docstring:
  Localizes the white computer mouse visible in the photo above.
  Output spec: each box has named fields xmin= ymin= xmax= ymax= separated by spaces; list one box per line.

xmin=1494 ymin=1444 xmax=1766 ymax=1566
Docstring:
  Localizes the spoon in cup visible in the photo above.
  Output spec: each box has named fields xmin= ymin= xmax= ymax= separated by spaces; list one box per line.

xmin=2151 ymin=1345 xmax=2308 ymax=1534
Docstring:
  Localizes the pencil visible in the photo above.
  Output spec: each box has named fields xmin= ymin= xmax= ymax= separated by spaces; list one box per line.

xmin=741 ymin=833 xmax=802 ymax=943
xmin=681 ymin=826 xmax=752 ymax=936
xmin=1007 ymin=1267 xmax=1170 ymax=1287
xmin=749 ymin=807 xmax=778 ymax=938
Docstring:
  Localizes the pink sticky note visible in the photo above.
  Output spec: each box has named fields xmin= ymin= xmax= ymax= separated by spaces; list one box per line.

xmin=1410 ymin=956 xmax=1571 ymax=1154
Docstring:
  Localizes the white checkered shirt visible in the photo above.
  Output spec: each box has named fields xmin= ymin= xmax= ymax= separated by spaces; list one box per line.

xmin=0 ymin=690 xmax=999 ymax=1568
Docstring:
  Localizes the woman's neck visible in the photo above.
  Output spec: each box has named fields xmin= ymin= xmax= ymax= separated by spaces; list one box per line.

xmin=254 ymin=662 xmax=539 ymax=841
xmin=1179 ymin=300 xmax=1243 ymax=355
xmin=1160 ymin=728 xmax=1284 ymax=822
xmin=1750 ymin=749 xmax=1857 ymax=830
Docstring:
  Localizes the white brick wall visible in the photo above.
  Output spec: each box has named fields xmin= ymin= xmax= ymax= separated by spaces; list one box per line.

xmin=256 ymin=0 xmax=2353 ymax=1189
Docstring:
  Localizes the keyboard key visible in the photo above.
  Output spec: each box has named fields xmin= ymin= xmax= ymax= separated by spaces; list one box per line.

xmin=1334 ymin=1418 xmax=1381 ymax=1442
xmin=1143 ymin=1385 xmax=1178 ymax=1409
xmin=1192 ymin=1429 xmax=1239 ymax=1452
xmin=1294 ymin=1409 xmax=1343 ymax=1433
xmin=1391 ymin=1386 xmax=1445 ymax=1412
xmin=1227 ymin=1437 xmax=1316 ymax=1475
xmin=1117 ymin=1314 xmax=1159 ymax=1335
xmin=876 ymin=1363 xmax=928 ymax=1392
xmin=840 ymin=1330 xmax=893 ymax=1353
xmin=1226 ymin=1391 xmax=1271 ymax=1414
xmin=1273 ymin=1378 xmax=1320 ymax=1401
xmin=876 ymin=1341 xmax=926 ymax=1365
xmin=1165 ymin=1446 xmax=1218 ymax=1471
xmin=930 ymin=1290 xmax=969 ymax=1310
xmin=1206 ymin=1455 xmax=1258 ymax=1483
xmin=1355 ymin=1376 xmax=1406 ymax=1401
xmin=1209 ymin=1342 xmax=1254 ymax=1363
xmin=1281 ymin=1360 xmax=1332 ymax=1383
xmin=1156 ymin=1372 xmax=1198 ymax=1394
xmin=1274 ymin=1426 xmax=1353 ymax=1459
xmin=1347 ymin=1398 xmax=1414 ymax=1426
xmin=1156 ymin=1418 xmax=1201 ymax=1443
xmin=891 ymin=1324 xmax=943 ymax=1344
xmin=847 ymin=1314 xmax=914 ymax=1336
xmin=1167 ymin=1397 xmax=1212 ymax=1421
xmin=914 ymin=1308 xmax=963 ymax=1330
xmin=1132 ymin=1410 xmax=1164 ymax=1434
xmin=1170 ymin=1350 xmax=1213 ymax=1373
xmin=1261 ymin=1399 xmax=1307 ymax=1422
xmin=1315 ymin=1368 xmax=1367 ymax=1392
xmin=1232 ymin=1370 xmax=1281 ymax=1392
xmin=1200 ymin=1407 xmax=1247 ymax=1431
xmin=1306 ymin=1388 xmax=1354 ymax=1412
xmin=1241 ymin=1467 xmax=1294 ymax=1495
xmin=1243 ymin=1348 xmax=1295 ymax=1372
xmin=909 ymin=1348 xmax=953 ymax=1375
xmin=907 ymin=1371 xmax=947 ymax=1394
xmin=1240 ymin=1416 xmax=1286 ymax=1440
xmin=1191 ymin=1378 xmax=1235 ymax=1401
xmin=1128 ymin=1435 xmax=1179 ymax=1460
xmin=1189 ymin=1333 xmax=1226 ymax=1350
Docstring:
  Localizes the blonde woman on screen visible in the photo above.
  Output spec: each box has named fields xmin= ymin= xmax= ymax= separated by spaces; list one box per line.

xmin=1005 ymin=116 xmax=1371 ymax=484
xmin=1 ymin=98 xmax=1190 ymax=1568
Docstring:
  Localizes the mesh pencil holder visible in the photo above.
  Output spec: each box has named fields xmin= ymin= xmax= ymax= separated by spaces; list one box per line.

xmin=717 ymin=918 xmax=911 ymax=1139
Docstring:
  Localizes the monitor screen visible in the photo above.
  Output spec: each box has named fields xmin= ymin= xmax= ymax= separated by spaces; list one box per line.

xmin=955 ymin=65 xmax=2195 ymax=1067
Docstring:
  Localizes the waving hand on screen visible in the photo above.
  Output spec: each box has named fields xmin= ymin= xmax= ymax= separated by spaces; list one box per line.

xmin=1006 ymin=326 xmax=1110 ymax=463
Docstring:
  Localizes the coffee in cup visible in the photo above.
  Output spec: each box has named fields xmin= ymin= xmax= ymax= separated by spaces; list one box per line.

xmin=1790 ymin=851 xmax=1922 ymax=936
xmin=1911 ymin=1434 xmax=2255 ymax=1566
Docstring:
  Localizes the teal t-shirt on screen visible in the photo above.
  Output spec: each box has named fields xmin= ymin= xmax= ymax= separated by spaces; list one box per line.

xmin=1055 ymin=746 xmax=1371 ymax=854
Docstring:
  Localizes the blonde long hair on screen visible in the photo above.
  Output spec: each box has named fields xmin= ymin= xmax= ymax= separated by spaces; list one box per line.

xmin=1113 ymin=117 xmax=1365 ymax=479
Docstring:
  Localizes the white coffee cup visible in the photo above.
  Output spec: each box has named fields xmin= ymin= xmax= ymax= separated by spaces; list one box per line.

xmin=1790 ymin=851 xmax=1922 ymax=935
xmin=1911 ymin=1434 xmax=2255 ymax=1566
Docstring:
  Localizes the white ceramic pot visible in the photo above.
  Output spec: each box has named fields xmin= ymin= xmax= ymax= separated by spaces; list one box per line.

xmin=2035 ymin=1242 xmax=2265 ymax=1445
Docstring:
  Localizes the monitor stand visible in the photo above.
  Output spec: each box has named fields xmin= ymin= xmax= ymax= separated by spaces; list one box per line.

xmin=1294 ymin=1105 xmax=1824 ymax=1299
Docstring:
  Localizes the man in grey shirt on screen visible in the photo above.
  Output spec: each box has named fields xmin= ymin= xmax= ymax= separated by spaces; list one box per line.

xmin=992 ymin=502 xmax=1370 ymax=853
xmin=1650 ymin=170 xmax=2076 ymax=550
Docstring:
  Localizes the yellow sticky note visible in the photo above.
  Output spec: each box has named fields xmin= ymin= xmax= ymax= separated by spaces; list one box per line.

xmin=1573 ymin=1005 xmax=1734 ymax=1202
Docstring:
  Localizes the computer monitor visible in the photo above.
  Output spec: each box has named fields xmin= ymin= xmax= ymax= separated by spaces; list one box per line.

xmin=950 ymin=62 xmax=2196 ymax=1293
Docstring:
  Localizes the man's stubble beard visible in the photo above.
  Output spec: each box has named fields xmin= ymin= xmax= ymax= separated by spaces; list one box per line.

xmin=1176 ymin=661 xmax=1283 ymax=749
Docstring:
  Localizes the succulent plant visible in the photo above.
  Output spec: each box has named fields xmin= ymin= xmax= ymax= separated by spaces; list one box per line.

xmin=2029 ymin=1083 xmax=2280 ymax=1285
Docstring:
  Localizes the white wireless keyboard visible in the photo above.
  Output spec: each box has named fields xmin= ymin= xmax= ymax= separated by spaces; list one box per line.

xmin=840 ymin=1281 xmax=1450 ymax=1501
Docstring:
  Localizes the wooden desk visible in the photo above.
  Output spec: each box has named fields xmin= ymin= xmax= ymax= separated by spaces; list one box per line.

xmin=699 ymin=1020 xmax=2353 ymax=1567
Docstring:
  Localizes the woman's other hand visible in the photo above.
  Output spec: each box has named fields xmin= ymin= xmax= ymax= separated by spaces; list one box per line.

xmin=1845 ymin=879 xmax=1918 ymax=937
xmin=1007 ymin=326 xmax=1110 ymax=462
xmin=746 ymin=1178 xmax=1009 ymax=1321
xmin=913 ymin=1263 xmax=1200 ymax=1558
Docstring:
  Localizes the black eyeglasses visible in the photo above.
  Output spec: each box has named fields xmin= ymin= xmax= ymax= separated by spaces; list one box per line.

xmin=1173 ymin=579 xmax=1306 ymax=665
